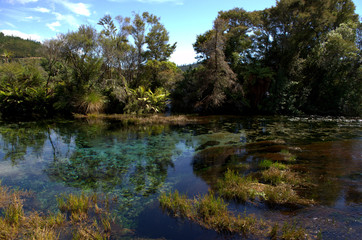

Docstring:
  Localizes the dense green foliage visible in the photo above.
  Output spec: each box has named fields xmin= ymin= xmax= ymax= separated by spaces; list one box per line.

xmin=0 ymin=12 xmax=179 ymax=119
xmin=174 ymin=0 xmax=361 ymax=116
xmin=0 ymin=0 xmax=361 ymax=118
xmin=0 ymin=33 xmax=42 ymax=59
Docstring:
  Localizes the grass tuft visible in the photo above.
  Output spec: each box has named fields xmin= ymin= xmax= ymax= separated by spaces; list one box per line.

xmin=79 ymin=91 xmax=106 ymax=114
xmin=4 ymin=193 xmax=24 ymax=226
xmin=259 ymin=159 xmax=288 ymax=170
xmin=217 ymin=169 xmax=257 ymax=201
xmin=56 ymin=192 xmax=90 ymax=221
xmin=217 ymin=169 xmax=263 ymax=201
xmin=159 ymin=190 xmax=257 ymax=234
xmin=260 ymin=167 xmax=300 ymax=185
xmin=281 ymin=222 xmax=307 ymax=240
xmin=159 ymin=190 xmax=194 ymax=218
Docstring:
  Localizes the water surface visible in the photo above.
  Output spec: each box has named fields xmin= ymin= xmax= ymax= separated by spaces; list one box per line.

xmin=0 ymin=116 xmax=361 ymax=239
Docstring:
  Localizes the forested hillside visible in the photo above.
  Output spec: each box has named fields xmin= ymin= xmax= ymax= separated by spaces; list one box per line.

xmin=0 ymin=0 xmax=361 ymax=119
xmin=0 ymin=33 xmax=42 ymax=59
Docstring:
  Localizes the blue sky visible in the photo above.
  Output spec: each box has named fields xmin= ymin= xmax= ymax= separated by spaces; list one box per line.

xmin=1 ymin=0 xmax=361 ymax=65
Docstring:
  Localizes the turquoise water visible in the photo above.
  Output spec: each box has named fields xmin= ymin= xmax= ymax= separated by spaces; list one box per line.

xmin=0 ymin=116 xmax=361 ymax=239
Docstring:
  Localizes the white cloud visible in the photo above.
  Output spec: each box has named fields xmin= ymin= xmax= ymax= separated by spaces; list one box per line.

xmin=1 ymin=29 xmax=42 ymax=42
xmin=46 ymin=21 xmax=61 ymax=31
xmin=53 ymin=0 xmax=91 ymax=16
xmin=53 ymin=12 xmax=79 ymax=28
xmin=24 ymin=15 xmax=41 ymax=22
xmin=170 ymin=46 xmax=196 ymax=65
xmin=32 ymin=7 xmax=51 ymax=13
xmin=5 ymin=22 xmax=16 ymax=28
xmin=64 ymin=2 xmax=91 ymax=16
xmin=7 ymin=0 xmax=38 ymax=4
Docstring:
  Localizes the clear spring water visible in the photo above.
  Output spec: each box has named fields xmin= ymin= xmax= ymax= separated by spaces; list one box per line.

xmin=0 ymin=116 xmax=361 ymax=239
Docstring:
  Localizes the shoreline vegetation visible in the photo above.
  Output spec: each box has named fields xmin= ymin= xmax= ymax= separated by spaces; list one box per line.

xmin=73 ymin=113 xmax=205 ymax=125
xmin=1 ymin=1 xmax=361 ymax=119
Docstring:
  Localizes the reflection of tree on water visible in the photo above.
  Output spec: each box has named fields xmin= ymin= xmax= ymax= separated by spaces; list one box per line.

xmin=0 ymin=123 xmax=48 ymax=164
xmin=297 ymin=140 xmax=362 ymax=206
xmin=192 ymin=136 xmax=362 ymax=207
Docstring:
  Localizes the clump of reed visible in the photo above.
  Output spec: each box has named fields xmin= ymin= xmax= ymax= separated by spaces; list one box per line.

xmin=159 ymin=190 xmax=257 ymax=234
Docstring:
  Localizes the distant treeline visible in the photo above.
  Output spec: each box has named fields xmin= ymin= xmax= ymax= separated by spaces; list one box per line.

xmin=0 ymin=33 xmax=42 ymax=59
xmin=0 ymin=0 xmax=361 ymax=119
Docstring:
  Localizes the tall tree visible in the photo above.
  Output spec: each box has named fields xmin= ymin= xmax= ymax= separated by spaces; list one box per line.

xmin=60 ymin=25 xmax=102 ymax=89
xmin=193 ymin=18 xmax=239 ymax=112
xmin=145 ymin=22 xmax=176 ymax=61
xmin=41 ymin=38 xmax=63 ymax=95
